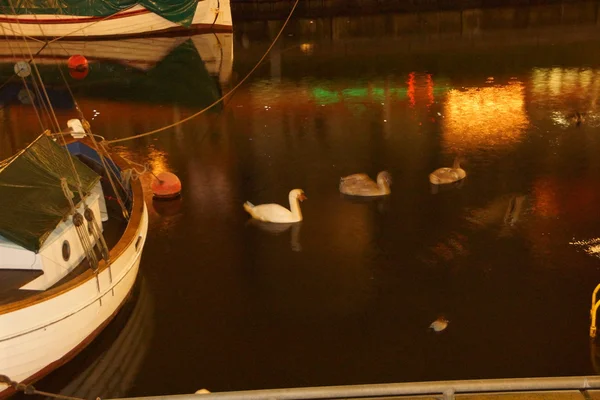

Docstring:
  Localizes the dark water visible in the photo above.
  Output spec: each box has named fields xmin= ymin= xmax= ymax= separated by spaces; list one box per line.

xmin=7 ymin=2 xmax=600 ymax=398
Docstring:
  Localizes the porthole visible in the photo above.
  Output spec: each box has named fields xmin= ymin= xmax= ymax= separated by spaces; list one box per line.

xmin=62 ymin=240 xmax=71 ymax=261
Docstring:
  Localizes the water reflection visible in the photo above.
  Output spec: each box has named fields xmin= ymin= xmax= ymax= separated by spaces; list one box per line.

xmin=443 ymin=82 xmax=528 ymax=154
xmin=22 ymin=277 xmax=155 ymax=400
xmin=530 ymin=67 xmax=600 ymax=127
xmin=246 ymin=219 xmax=302 ymax=252
xmin=591 ymin=340 xmax=600 ymax=374
xmin=531 ymin=177 xmax=560 ymax=218
xmin=153 ymin=196 xmax=184 ymax=218
xmin=467 ymin=194 xmax=527 ymax=232
xmin=340 ymin=193 xmax=391 ymax=214
xmin=0 ymin=32 xmax=233 ymax=159
xmin=6 ymin=2 xmax=600 ymax=394
xmin=430 ymin=179 xmax=466 ymax=195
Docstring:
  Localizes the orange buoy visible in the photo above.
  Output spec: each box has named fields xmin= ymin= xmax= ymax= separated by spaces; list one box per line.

xmin=69 ymin=68 xmax=89 ymax=80
xmin=151 ymin=172 xmax=182 ymax=199
xmin=68 ymin=55 xmax=89 ymax=80
xmin=152 ymin=196 xmax=182 ymax=217
xmin=68 ymin=54 xmax=88 ymax=71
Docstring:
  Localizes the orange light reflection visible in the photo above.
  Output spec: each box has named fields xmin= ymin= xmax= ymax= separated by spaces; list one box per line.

xmin=442 ymin=82 xmax=528 ymax=153
xmin=531 ymin=177 xmax=560 ymax=218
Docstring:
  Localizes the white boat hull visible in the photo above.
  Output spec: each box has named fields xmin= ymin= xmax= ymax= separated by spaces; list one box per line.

xmin=0 ymin=203 xmax=149 ymax=397
xmin=0 ymin=0 xmax=231 ymax=39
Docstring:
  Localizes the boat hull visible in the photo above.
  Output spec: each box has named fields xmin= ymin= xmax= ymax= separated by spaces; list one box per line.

xmin=0 ymin=202 xmax=149 ymax=399
xmin=0 ymin=0 xmax=232 ymax=39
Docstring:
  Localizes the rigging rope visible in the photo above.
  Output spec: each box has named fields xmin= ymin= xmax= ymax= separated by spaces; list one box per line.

xmin=7 ymin=0 xmax=88 ymax=199
xmin=0 ymin=17 xmax=51 ymax=131
xmin=5 ymin=4 xmax=61 ymax=132
xmin=7 ymin=0 xmax=105 ymax=280
xmin=106 ymin=0 xmax=300 ymax=145
xmin=54 ymin=59 xmax=132 ymax=219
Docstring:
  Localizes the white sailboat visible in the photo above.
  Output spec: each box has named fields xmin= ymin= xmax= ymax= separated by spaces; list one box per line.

xmin=0 ymin=13 xmax=151 ymax=396
xmin=0 ymin=130 xmax=149 ymax=399
xmin=0 ymin=0 xmax=232 ymax=39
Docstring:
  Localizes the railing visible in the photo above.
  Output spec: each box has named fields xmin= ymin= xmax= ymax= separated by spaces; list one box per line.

xmin=111 ymin=376 xmax=600 ymax=400
xmin=591 ymin=283 xmax=600 ymax=338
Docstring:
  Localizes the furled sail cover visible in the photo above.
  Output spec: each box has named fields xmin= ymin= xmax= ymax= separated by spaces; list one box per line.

xmin=0 ymin=134 xmax=100 ymax=252
xmin=0 ymin=0 xmax=198 ymax=27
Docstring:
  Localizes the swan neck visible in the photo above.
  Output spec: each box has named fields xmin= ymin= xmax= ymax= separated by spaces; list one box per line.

xmin=289 ymin=195 xmax=303 ymax=219
xmin=377 ymin=177 xmax=391 ymax=194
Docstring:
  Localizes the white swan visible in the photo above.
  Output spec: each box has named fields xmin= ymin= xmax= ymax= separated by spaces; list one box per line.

xmin=429 ymin=158 xmax=466 ymax=185
xmin=339 ymin=171 xmax=392 ymax=196
xmin=243 ymin=189 xmax=307 ymax=223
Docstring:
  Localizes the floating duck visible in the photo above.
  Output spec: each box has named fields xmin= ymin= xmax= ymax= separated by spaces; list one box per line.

xmin=339 ymin=171 xmax=392 ymax=197
xmin=429 ymin=317 xmax=449 ymax=332
xmin=567 ymin=111 xmax=585 ymax=126
xmin=429 ymin=158 xmax=466 ymax=185
xmin=243 ymin=189 xmax=307 ymax=223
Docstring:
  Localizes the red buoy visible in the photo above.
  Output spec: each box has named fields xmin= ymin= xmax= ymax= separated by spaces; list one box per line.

xmin=151 ymin=172 xmax=182 ymax=199
xmin=68 ymin=55 xmax=89 ymax=80
xmin=68 ymin=54 xmax=88 ymax=71
xmin=69 ymin=68 xmax=89 ymax=80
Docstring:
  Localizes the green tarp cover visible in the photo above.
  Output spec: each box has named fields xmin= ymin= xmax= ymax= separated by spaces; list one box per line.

xmin=0 ymin=0 xmax=198 ymax=27
xmin=0 ymin=134 xmax=100 ymax=252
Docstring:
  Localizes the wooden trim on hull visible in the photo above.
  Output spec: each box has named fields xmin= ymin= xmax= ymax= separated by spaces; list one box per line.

xmin=68 ymin=23 xmax=233 ymax=40
xmin=0 ymin=22 xmax=232 ymax=40
xmin=0 ymin=140 xmax=143 ymax=315
xmin=0 ymin=9 xmax=149 ymax=24
xmin=0 ymin=283 xmax=137 ymax=400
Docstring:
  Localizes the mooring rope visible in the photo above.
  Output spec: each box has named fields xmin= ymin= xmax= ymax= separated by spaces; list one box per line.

xmin=106 ymin=0 xmax=300 ymax=145
xmin=0 ymin=375 xmax=89 ymax=400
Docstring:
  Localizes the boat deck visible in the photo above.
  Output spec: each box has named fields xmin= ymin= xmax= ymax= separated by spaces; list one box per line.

xmin=0 ymin=213 xmax=127 ymax=307
xmin=0 ymin=270 xmax=44 ymax=306
xmin=0 ymin=152 xmax=129 ymax=308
